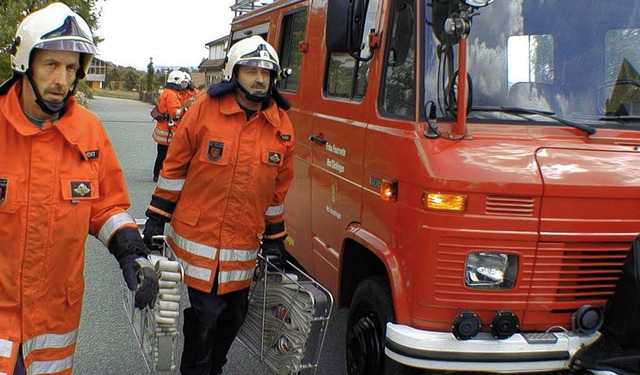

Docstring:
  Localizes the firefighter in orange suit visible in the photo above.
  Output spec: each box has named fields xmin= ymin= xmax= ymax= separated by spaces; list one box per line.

xmin=142 ymin=35 xmax=294 ymax=375
xmin=0 ymin=3 xmax=158 ymax=375
xmin=180 ymin=71 xmax=200 ymax=106
xmin=151 ymin=70 xmax=188 ymax=182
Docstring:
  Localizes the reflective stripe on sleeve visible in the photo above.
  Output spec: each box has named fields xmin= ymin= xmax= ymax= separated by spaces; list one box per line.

xmin=219 ymin=248 xmax=259 ymax=262
xmin=22 ymin=330 xmax=77 ymax=357
xmin=27 ymin=355 xmax=74 ymax=375
xmin=98 ymin=212 xmax=136 ymax=246
xmin=265 ymin=204 xmax=285 ymax=217
xmin=218 ymin=269 xmax=254 ymax=284
xmin=166 ymin=225 xmax=217 ymax=259
xmin=0 ymin=338 xmax=11 ymax=358
xmin=157 ymin=176 xmax=185 ymax=191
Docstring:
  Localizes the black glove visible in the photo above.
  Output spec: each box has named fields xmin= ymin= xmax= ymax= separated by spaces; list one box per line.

xmin=119 ymin=255 xmax=159 ymax=309
xmin=108 ymin=226 xmax=159 ymax=310
xmin=261 ymin=237 xmax=287 ymax=270
xmin=142 ymin=216 xmax=165 ymax=252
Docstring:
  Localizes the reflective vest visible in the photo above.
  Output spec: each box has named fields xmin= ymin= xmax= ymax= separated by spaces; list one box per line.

xmin=0 ymin=81 xmax=138 ymax=374
xmin=152 ymin=93 xmax=295 ymax=294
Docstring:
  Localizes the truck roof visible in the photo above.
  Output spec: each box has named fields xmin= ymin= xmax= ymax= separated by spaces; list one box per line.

xmin=231 ymin=0 xmax=280 ymax=17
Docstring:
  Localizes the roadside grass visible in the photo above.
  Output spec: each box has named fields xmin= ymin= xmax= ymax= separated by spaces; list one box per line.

xmin=91 ymin=89 xmax=140 ymax=101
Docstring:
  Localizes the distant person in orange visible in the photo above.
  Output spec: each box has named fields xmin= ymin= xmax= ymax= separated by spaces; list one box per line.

xmin=0 ymin=3 xmax=158 ymax=374
xmin=178 ymin=72 xmax=200 ymax=115
xmin=151 ymin=70 xmax=188 ymax=182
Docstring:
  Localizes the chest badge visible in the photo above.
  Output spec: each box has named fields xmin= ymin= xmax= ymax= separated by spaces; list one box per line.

xmin=277 ymin=131 xmax=291 ymax=141
xmin=208 ymin=141 xmax=224 ymax=162
xmin=0 ymin=178 xmax=7 ymax=206
xmin=71 ymin=181 xmax=92 ymax=198
xmin=268 ymin=151 xmax=282 ymax=165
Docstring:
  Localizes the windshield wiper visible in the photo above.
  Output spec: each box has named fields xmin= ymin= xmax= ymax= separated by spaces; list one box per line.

xmin=472 ymin=106 xmax=596 ymax=135
xmin=599 ymin=115 xmax=640 ymax=122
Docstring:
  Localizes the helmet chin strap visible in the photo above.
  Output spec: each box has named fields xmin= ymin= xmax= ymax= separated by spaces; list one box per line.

xmin=25 ymin=71 xmax=77 ymax=115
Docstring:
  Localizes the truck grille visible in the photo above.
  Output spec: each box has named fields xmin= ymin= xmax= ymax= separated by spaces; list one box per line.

xmin=435 ymin=240 xmax=628 ymax=311
xmin=528 ymin=242 xmax=627 ymax=311
xmin=485 ymin=195 xmax=535 ymax=216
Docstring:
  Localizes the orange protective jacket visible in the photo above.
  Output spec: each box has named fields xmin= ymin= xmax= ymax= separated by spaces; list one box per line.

xmin=179 ymin=87 xmax=199 ymax=108
xmin=0 ymin=81 xmax=139 ymax=375
xmin=152 ymin=86 xmax=183 ymax=145
xmin=149 ymin=92 xmax=295 ymax=294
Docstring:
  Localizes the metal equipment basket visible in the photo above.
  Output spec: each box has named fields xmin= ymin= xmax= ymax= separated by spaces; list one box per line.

xmin=237 ymin=257 xmax=334 ymax=375
xmin=123 ymin=220 xmax=184 ymax=374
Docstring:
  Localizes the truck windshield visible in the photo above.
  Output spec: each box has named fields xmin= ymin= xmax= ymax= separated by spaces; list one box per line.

xmin=424 ymin=0 xmax=640 ymax=128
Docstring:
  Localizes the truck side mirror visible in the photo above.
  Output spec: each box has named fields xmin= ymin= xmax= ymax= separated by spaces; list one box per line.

xmin=326 ymin=0 xmax=369 ymax=55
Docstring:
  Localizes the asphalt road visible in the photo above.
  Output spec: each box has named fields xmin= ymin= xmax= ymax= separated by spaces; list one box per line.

xmin=73 ymin=95 xmax=348 ymax=375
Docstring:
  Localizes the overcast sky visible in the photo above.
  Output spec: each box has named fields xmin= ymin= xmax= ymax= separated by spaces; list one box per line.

xmin=95 ymin=0 xmax=236 ymax=70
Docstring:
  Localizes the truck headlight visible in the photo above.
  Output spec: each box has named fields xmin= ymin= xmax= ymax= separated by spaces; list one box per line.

xmin=465 ymin=252 xmax=517 ymax=289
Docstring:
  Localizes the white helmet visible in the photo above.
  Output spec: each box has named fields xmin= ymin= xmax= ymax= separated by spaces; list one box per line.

xmin=183 ymin=72 xmax=192 ymax=83
xmin=10 ymin=2 xmax=98 ymax=77
xmin=167 ymin=70 xmax=184 ymax=84
xmin=223 ymin=36 xmax=280 ymax=81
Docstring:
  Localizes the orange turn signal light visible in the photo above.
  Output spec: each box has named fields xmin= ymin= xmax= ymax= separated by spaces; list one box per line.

xmin=380 ymin=180 xmax=397 ymax=201
xmin=422 ymin=192 xmax=467 ymax=212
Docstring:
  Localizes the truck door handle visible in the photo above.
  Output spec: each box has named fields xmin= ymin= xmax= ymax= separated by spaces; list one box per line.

xmin=309 ymin=134 xmax=328 ymax=145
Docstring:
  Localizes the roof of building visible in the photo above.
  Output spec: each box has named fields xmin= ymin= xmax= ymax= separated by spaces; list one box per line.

xmin=190 ymin=71 xmax=206 ymax=89
xmin=199 ymin=58 xmax=226 ymax=70
xmin=205 ymin=35 xmax=229 ymax=47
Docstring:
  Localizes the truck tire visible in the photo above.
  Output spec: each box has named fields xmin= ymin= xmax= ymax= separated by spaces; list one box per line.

xmin=346 ymin=275 xmax=397 ymax=375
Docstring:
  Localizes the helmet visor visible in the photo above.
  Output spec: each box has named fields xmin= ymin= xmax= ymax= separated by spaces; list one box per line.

xmin=236 ymin=59 xmax=278 ymax=72
xmin=36 ymin=39 xmax=98 ymax=55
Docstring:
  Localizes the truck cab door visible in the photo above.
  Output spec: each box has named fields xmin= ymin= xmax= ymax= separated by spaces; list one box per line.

xmin=308 ymin=0 xmax=380 ymax=294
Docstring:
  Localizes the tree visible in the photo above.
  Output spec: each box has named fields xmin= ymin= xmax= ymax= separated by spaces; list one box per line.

xmin=154 ymin=69 xmax=167 ymax=92
xmin=106 ymin=65 xmax=123 ymax=89
xmin=145 ymin=57 xmax=155 ymax=92
xmin=123 ymin=68 xmax=141 ymax=91
xmin=0 ymin=0 xmax=102 ymax=82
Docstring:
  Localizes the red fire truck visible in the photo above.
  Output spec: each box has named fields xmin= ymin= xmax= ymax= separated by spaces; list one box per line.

xmin=230 ymin=0 xmax=640 ymax=373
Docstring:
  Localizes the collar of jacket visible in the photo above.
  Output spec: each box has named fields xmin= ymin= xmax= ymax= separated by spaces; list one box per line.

xmin=218 ymin=92 xmax=282 ymax=129
xmin=1 ymin=81 xmax=93 ymax=154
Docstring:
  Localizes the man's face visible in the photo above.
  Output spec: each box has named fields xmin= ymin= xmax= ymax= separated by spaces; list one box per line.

xmin=235 ymin=64 xmax=271 ymax=96
xmin=30 ymin=49 xmax=81 ymax=104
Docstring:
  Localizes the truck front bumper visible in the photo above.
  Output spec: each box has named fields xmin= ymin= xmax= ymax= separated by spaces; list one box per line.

xmin=385 ymin=323 xmax=600 ymax=373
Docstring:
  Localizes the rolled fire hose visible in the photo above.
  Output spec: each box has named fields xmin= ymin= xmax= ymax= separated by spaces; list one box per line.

xmin=242 ymin=272 xmax=319 ymax=374
xmin=146 ymin=254 xmax=183 ymax=372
